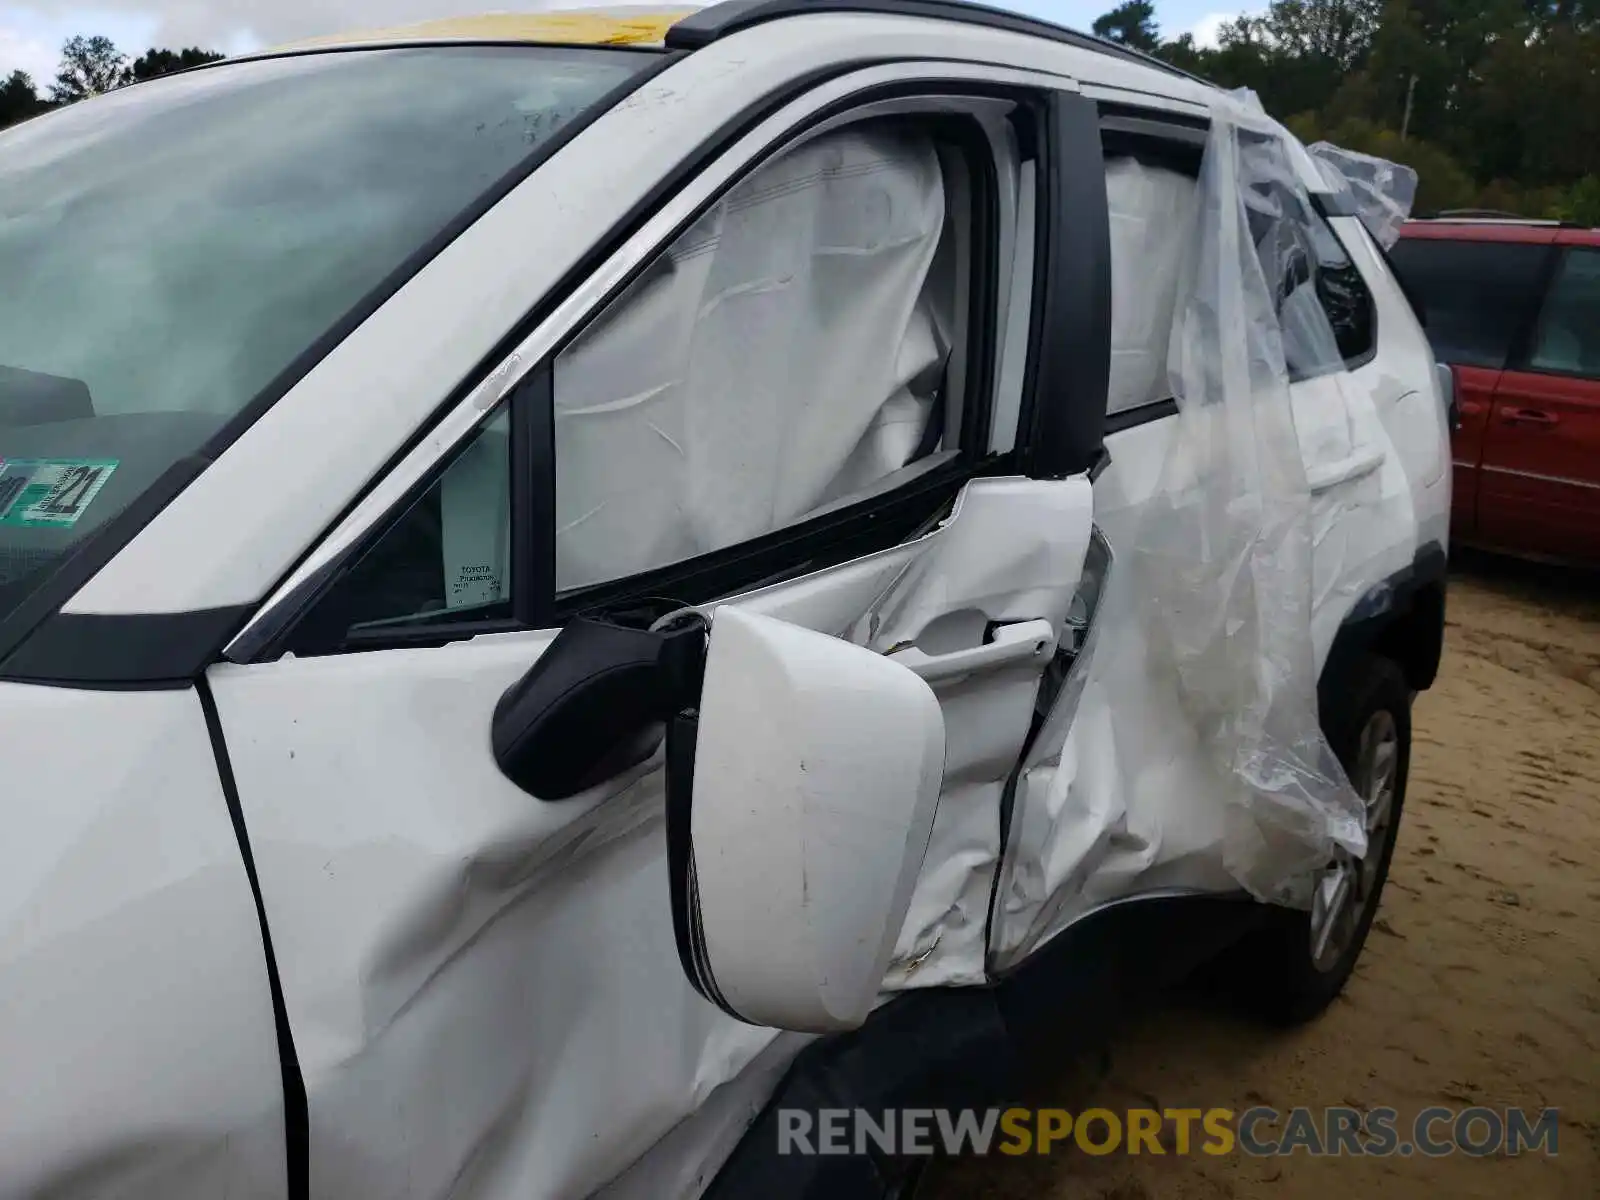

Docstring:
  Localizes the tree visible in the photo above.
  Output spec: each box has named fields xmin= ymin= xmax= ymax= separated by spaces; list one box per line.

xmin=127 ymin=47 xmax=224 ymax=84
xmin=0 ymin=69 xmax=46 ymax=129
xmin=1092 ymin=0 xmax=1162 ymax=52
xmin=51 ymin=35 xmax=127 ymax=103
xmin=1118 ymin=0 xmax=1600 ymax=220
xmin=1459 ymin=22 xmax=1600 ymax=186
xmin=1255 ymin=0 xmax=1385 ymax=68
xmin=1154 ymin=32 xmax=1208 ymax=73
xmin=1552 ymin=176 xmax=1600 ymax=226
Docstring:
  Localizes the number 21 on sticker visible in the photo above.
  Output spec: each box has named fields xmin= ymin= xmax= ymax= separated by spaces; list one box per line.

xmin=41 ymin=465 xmax=105 ymax=514
xmin=0 ymin=458 xmax=120 ymax=528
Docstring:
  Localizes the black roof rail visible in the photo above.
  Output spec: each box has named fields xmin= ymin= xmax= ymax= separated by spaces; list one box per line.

xmin=1418 ymin=210 xmax=1587 ymax=228
xmin=1433 ymin=208 xmax=1531 ymax=220
xmin=665 ymin=0 xmax=1213 ymax=88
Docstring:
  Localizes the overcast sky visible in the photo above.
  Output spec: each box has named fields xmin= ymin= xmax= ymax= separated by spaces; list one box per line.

xmin=1 ymin=0 xmax=1246 ymax=85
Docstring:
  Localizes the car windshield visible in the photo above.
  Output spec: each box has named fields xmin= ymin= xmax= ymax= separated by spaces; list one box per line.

xmin=0 ymin=44 xmax=646 ymax=630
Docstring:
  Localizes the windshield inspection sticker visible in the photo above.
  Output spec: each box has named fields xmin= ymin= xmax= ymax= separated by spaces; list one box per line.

xmin=0 ymin=458 xmax=119 ymax=528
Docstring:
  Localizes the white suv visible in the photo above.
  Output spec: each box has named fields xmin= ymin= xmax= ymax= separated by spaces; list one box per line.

xmin=0 ymin=5 xmax=1451 ymax=1199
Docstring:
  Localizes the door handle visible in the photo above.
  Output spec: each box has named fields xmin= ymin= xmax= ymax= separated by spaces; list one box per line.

xmin=1501 ymin=407 xmax=1559 ymax=427
xmin=887 ymin=618 xmax=1058 ymax=683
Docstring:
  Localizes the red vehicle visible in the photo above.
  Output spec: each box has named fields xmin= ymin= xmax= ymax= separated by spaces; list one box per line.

xmin=1392 ymin=216 xmax=1600 ymax=563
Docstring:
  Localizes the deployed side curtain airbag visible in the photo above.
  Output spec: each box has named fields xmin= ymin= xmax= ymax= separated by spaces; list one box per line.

xmin=552 ymin=127 xmax=952 ymax=592
xmin=1104 ymin=157 xmax=1198 ymax=414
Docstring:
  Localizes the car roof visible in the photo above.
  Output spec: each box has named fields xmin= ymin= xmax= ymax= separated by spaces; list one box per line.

xmin=263 ymin=1 xmax=1205 ymax=89
xmin=1400 ymin=219 xmax=1600 ymax=247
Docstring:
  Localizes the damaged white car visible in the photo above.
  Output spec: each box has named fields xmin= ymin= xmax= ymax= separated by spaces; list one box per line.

xmin=0 ymin=4 xmax=1451 ymax=1198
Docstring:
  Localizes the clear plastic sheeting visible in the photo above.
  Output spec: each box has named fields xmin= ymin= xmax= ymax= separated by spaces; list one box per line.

xmin=1307 ymin=142 xmax=1418 ymax=250
xmin=552 ymin=126 xmax=954 ymax=591
xmin=1115 ymin=92 xmax=1369 ymax=904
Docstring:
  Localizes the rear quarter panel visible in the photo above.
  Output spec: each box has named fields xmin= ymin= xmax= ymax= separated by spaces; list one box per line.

xmin=1330 ymin=214 xmax=1451 ymax=562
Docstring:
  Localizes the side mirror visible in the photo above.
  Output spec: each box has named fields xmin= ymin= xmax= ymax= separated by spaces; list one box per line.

xmin=491 ymin=612 xmax=705 ymax=800
xmin=668 ymin=607 xmax=945 ymax=1033
xmin=491 ymin=604 xmax=946 ymax=1032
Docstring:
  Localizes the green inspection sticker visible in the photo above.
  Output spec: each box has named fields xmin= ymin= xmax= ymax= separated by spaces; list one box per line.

xmin=0 ymin=458 xmax=119 ymax=528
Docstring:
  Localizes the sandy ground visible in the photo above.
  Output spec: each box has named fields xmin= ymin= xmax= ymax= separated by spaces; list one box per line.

xmin=931 ymin=552 xmax=1600 ymax=1200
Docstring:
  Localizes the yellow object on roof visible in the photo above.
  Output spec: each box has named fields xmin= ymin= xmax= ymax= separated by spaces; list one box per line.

xmin=270 ymin=8 xmax=700 ymax=53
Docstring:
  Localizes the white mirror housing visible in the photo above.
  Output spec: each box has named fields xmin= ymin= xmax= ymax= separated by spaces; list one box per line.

xmin=670 ymin=606 xmax=946 ymax=1033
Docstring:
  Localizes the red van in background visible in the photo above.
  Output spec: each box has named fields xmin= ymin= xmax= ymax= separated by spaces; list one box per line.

xmin=1391 ymin=218 xmax=1600 ymax=564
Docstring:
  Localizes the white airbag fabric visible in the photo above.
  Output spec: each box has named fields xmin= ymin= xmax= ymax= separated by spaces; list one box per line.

xmin=553 ymin=127 xmax=951 ymax=590
xmin=1105 ymin=157 xmax=1197 ymax=414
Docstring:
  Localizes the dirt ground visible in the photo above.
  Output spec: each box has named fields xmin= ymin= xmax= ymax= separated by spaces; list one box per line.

xmin=931 ymin=552 xmax=1600 ymax=1200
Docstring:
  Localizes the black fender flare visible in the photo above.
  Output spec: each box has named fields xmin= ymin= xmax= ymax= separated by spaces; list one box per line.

xmin=1319 ymin=542 xmax=1448 ymax=707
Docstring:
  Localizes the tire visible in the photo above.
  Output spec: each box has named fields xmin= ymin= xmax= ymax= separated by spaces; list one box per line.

xmin=1228 ymin=653 xmax=1412 ymax=1026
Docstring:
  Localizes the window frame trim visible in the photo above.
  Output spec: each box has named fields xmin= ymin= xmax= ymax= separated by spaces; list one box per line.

xmin=224 ymin=61 xmax=1086 ymax=664
xmin=1023 ymin=88 xmax=1111 ymax=477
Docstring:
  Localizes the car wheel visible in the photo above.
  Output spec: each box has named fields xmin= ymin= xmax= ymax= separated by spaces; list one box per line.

xmin=1229 ymin=653 xmax=1412 ymax=1026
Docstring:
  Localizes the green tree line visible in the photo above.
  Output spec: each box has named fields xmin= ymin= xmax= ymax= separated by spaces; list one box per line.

xmin=1 ymin=35 xmax=222 ymax=130
xmin=1094 ymin=0 xmax=1600 ymax=222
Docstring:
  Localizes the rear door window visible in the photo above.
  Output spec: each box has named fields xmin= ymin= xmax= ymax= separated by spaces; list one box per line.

xmin=1387 ymin=238 xmax=1550 ymax=369
xmin=1527 ymin=248 xmax=1600 ymax=379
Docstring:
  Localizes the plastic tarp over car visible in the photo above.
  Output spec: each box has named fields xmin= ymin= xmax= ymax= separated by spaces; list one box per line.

xmin=1307 ymin=141 xmax=1418 ymax=249
xmin=997 ymin=90 xmax=1374 ymax=957
xmin=1141 ymin=95 xmax=1373 ymax=901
